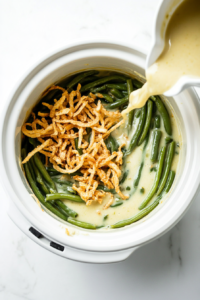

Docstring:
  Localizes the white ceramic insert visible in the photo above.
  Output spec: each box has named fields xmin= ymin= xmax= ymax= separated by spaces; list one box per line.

xmin=1 ymin=41 xmax=200 ymax=263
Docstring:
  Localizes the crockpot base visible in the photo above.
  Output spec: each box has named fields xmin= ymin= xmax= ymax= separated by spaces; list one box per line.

xmin=8 ymin=204 xmax=136 ymax=263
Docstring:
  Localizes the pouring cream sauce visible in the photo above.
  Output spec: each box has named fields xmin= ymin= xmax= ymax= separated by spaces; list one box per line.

xmin=122 ymin=0 xmax=200 ymax=114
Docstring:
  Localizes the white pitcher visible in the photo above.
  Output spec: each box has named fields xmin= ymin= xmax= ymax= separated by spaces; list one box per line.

xmin=146 ymin=0 xmax=200 ymax=97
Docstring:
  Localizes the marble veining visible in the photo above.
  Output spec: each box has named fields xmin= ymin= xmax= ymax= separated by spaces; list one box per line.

xmin=1 ymin=0 xmax=200 ymax=299
xmin=168 ymin=224 xmax=182 ymax=269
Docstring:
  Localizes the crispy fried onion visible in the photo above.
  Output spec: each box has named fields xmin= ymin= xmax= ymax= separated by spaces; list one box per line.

xmin=22 ymin=83 xmax=128 ymax=207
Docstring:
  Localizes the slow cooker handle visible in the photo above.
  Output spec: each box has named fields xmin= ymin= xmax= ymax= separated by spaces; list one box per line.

xmin=8 ymin=204 xmax=138 ymax=263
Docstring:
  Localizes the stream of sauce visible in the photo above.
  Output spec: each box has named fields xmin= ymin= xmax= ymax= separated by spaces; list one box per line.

xmin=122 ymin=0 xmax=200 ymax=114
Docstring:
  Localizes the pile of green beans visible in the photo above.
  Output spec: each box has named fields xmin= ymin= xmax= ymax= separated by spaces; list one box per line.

xmin=22 ymin=138 xmax=99 ymax=229
xmin=21 ymin=70 xmax=177 ymax=230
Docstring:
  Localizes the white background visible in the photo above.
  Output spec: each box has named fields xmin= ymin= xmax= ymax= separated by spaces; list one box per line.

xmin=1 ymin=0 xmax=200 ymax=299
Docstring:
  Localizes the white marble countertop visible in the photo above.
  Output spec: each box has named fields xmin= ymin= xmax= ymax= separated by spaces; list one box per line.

xmin=1 ymin=0 xmax=200 ymax=299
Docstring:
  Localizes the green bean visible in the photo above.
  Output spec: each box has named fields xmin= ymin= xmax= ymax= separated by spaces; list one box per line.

xmin=155 ymin=96 xmax=172 ymax=135
xmin=105 ymin=95 xmax=129 ymax=109
xmin=131 ymin=133 xmax=149 ymax=191
xmin=67 ymin=70 xmax=98 ymax=90
xmin=126 ymin=105 xmax=146 ymax=156
xmin=149 ymin=95 xmax=156 ymax=102
xmin=67 ymin=217 xmax=97 ymax=229
xmin=57 ymin=76 xmax=74 ymax=88
xmin=165 ymin=170 xmax=175 ymax=192
xmin=150 ymin=167 xmax=157 ymax=172
xmin=51 ymin=176 xmax=73 ymax=186
xmin=49 ymin=172 xmax=58 ymax=176
xmin=45 ymin=167 xmax=60 ymax=175
xmin=40 ymin=89 xmax=60 ymax=103
xmin=138 ymin=100 xmax=153 ymax=146
xmin=34 ymin=153 xmax=56 ymax=193
xmin=31 ymin=158 xmax=47 ymax=186
xmin=45 ymin=193 xmax=84 ymax=203
xmin=79 ymin=75 xmax=99 ymax=85
xmin=98 ymin=93 xmax=113 ymax=103
xmin=143 ymin=130 xmax=150 ymax=150
xmin=86 ymin=127 xmax=92 ymax=135
xmin=87 ymin=130 xmax=92 ymax=144
xmin=157 ymin=142 xmax=175 ymax=195
xmin=65 ymin=186 xmax=76 ymax=194
xmin=127 ymin=79 xmax=134 ymax=96
xmin=162 ymin=145 xmax=169 ymax=174
xmin=111 ymin=196 xmax=160 ymax=228
xmin=28 ymin=158 xmax=36 ymax=182
xmin=110 ymin=201 xmax=123 ymax=207
xmin=53 ymin=203 xmax=71 ymax=218
xmin=71 ymin=170 xmax=82 ymax=177
xmin=122 ymin=90 xmax=128 ymax=95
xmin=132 ymin=79 xmax=143 ymax=89
xmin=75 ymin=137 xmax=83 ymax=155
xmin=30 ymin=157 xmax=50 ymax=194
xmin=133 ymin=162 xmax=144 ymax=188
xmin=139 ymin=146 xmax=166 ymax=210
xmin=119 ymin=170 xmax=129 ymax=185
xmin=140 ymin=187 xmax=145 ymax=194
xmin=109 ymin=88 xmax=124 ymax=99
xmin=105 ymin=137 xmax=112 ymax=153
xmin=56 ymin=183 xmax=76 ymax=195
xmin=55 ymin=200 xmax=78 ymax=218
xmin=97 ymin=185 xmax=116 ymax=194
xmin=90 ymin=85 xmax=107 ymax=93
xmin=126 ymin=79 xmax=134 ymax=131
xmin=42 ymin=203 xmax=68 ymax=221
xmin=165 ymin=136 xmax=173 ymax=144
xmin=22 ymin=149 xmax=68 ymax=221
xmin=106 ymin=83 xmax=127 ymax=91
xmin=135 ymin=109 xmax=141 ymax=118
xmin=107 ymin=134 xmax=118 ymax=153
xmin=29 ymin=138 xmax=57 ymax=193
xmin=103 ymin=215 xmax=108 ymax=221
xmin=154 ymin=115 xmax=160 ymax=128
xmin=151 ymin=118 xmax=155 ymax=129
xmin=151 ymin=129 xmax=162 ymax=162
xmin=152 ymin=101 xmax=157 ymax=115
xmin=81 ymin=75 xmax=127 ymax=93
xmin=121 ymin=147 xmax=127 ymax=158
xmin=120 ymin=103 xmax=128 ymax=110
xmin=39 ymin=183 xmax=50 ymax=195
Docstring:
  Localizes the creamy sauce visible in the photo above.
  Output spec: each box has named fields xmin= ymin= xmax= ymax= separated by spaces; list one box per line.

xmin=64 ymin=100 xmax=180 ymax=226
xmin=122 ymin=0 xmax=200 ymax=114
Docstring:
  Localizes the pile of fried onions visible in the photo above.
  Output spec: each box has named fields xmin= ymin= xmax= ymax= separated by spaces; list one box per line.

xmin=22 ymin=84 xmax=128 ymax=208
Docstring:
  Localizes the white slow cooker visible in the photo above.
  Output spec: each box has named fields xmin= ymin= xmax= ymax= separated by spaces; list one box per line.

xmin=1 ymin=41 xmax=200 ymax=263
